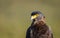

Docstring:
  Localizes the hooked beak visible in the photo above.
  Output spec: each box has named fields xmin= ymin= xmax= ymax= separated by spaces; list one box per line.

xmin=31 ymin=14 xmax=39 ymax=20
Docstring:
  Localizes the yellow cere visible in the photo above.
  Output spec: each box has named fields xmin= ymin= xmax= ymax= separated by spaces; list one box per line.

xmin=31 ymin=14 xmax=39 ymax=19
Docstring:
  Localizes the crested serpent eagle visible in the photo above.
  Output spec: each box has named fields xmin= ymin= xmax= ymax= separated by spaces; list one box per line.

xmin=26 ymin=11 xmax=53 ymax=38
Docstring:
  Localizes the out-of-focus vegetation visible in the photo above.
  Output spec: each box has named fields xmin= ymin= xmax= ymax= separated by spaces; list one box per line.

xmin=0 ymin=0 xmax=60 ymax=38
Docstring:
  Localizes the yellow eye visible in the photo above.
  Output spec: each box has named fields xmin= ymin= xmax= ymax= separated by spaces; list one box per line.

xmin=31 ymin=14 xmax=39 ymax=20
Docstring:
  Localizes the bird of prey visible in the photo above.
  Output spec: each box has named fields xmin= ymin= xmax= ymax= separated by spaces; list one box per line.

xmin=26 ymin=11 xmax=53 ymax=38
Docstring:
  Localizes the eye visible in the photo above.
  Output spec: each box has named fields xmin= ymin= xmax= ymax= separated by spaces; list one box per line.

xmin=43 ymin=16 xmax=45 ymax=18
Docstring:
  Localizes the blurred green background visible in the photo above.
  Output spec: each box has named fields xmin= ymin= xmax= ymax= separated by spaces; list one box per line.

xmin=0 ymin=0 xmax=60 ymax=38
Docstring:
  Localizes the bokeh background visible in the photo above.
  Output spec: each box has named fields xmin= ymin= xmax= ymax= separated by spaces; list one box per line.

xmin=0 ymin=0 xmax=60 ymax=38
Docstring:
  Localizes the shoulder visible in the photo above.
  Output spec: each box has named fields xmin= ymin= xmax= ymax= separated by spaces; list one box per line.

xmin=26 ymin=26 xmax=32 ymax=32
xmin=47 ymin=25 xmax=53 ymax=34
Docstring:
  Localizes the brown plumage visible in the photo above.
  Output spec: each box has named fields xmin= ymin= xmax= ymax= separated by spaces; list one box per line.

xmin=30 ymin=22 xmax=52 ymax=38
xmin=26 ymin=11 xmax=53 ymax=38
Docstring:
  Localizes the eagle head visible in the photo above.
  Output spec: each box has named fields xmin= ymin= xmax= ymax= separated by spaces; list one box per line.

xmin=31 ymin=11 xmax=46 ymax=25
